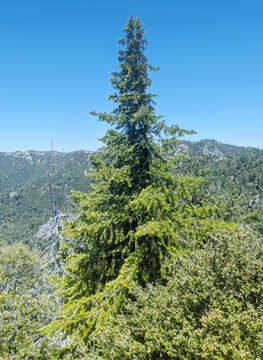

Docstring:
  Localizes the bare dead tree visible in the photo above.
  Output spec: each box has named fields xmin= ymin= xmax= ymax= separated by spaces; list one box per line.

xmin=62 ymin=147 xmax=69 ymax=215
xmin=48 ymin=172 xmax=54 ymax=217
xmin=51 ymin=141 xmax=57 ymax=217
xmin=48 ymin=141 xmax=58 ymax=218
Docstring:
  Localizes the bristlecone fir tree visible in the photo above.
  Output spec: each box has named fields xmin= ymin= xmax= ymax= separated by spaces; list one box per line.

xmin=45 ymin=16 xmax=206 ymax=354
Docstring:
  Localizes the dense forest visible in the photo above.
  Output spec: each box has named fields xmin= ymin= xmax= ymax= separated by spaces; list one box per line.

xmin=0 ymin=150 xmax=93 ymax=247
xmin=0 ymin=17 xmax=263 ymax=359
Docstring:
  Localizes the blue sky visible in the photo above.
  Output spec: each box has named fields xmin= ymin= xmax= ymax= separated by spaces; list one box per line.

xmin=1 ymin=0 xmax=262 ymax=151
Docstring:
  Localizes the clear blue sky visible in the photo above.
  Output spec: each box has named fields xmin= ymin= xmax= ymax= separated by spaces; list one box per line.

xmin=1 ymin=0 xmax=262 ymax=151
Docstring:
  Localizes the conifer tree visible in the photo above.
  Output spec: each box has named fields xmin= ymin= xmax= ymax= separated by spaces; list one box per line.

xmin=46 ymin=16 xmax=197 ymax=348
xmin=90 ymin=16 xmax=162 ymax=192
xmin=63 ymin=15 xmax=185 ymax=293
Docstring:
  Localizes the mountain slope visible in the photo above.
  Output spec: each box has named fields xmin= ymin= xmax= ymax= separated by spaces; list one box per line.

xmin=0 ymin=150 xmax=93 ymax=245
xmin=0 ymin=141 xmax=262 ymax=245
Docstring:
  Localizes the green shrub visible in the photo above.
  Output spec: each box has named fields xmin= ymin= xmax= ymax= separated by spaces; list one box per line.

xmin=81 ymin=228 xmax=263 ymax=359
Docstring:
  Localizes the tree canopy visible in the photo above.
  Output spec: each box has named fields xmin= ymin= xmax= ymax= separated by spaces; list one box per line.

xmin=42 ymin=16 xmax=263 ymax=359
xmin=45 ymin=16 xmax=197 ymax=349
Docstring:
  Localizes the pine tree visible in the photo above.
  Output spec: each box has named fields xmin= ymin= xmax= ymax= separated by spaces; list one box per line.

xmin=63 ymin=15 xmax=184 ymax=292
xmin=90 ymin=16 xmax=162 ymax=193
xmin=45 ymin=16 xmax=196 ymax=349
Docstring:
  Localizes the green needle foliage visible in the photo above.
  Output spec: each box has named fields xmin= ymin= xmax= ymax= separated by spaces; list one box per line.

xmin=45 ymin=17 xmax=235 ymax=356
xmin=90 ymin=16 xmax=168 ymax=192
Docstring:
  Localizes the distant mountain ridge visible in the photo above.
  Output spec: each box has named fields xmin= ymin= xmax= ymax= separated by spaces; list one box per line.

xmin=0 ymin=150 xmax=92 ymax=191
xmin=177 ymin=139 xmax=258 ymax=159
xmin=0 ymin=140 xmax=262 ymax=246
xmin=0 ymin=150 xmax=93 ymax=245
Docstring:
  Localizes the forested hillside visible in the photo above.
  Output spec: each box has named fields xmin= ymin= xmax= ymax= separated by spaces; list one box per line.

xmin=0 ymin=16 xmax=262 ymax=359
xmin=176 ymin=139 xmax=263 ymax=233
xmin=0 ymin=150 xmax=93 ymax=245
xmin=0 ymin=140 xmax=262 ymax=247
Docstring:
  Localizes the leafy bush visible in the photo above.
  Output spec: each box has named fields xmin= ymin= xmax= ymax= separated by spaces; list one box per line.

xmin=81 ymin=228 xmax=263 ymax=359
xmin=0 ymin=244 xmax=57 ymax=359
